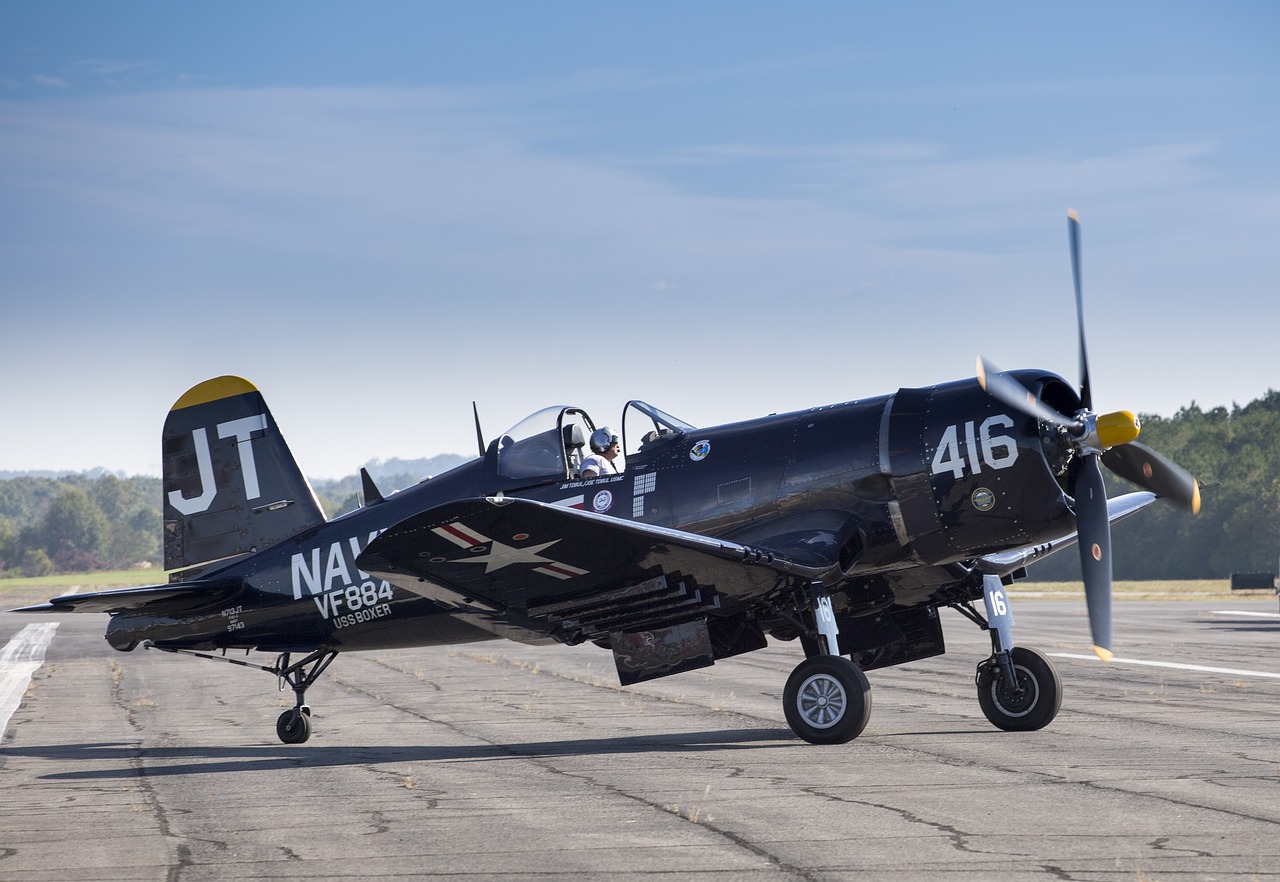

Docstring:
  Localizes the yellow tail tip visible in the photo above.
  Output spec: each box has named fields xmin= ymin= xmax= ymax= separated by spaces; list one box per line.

xmin=171 ymin=375 xmax=258 ymax=411
xmin=1092 ymin=646 xmax=1114 ymax=662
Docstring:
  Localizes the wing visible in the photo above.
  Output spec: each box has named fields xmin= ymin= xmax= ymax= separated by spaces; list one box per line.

xmin=12 ymin=579 xmax=243 ymax=615
xmin=975 ymin=491 xmax=1156 ymax=575
xmin=357 ymin=496 xmax=822 ymax=682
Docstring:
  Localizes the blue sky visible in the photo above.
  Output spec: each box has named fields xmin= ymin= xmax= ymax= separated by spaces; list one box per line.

xmin=2 ymin=2 xmax=1277 ymax=477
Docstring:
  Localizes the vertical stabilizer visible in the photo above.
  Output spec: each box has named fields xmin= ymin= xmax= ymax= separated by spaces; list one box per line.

xmin=162 ymin=376 xmax=326 ymax=570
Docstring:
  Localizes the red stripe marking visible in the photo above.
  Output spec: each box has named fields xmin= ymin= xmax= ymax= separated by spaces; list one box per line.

xmin=440 ymin=522 xmax=487 ymax=547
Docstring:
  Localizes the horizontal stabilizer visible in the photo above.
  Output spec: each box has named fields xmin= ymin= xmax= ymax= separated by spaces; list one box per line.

xmin=12 ymin=579 xmax=243 ymax=616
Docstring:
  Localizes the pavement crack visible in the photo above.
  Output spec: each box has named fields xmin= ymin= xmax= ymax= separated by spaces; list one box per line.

xmin=796 ymin=785 xmax=981 ymax=855
xmin=109 ymin=659 xmax=192 ymax=881
xmin=1150 ymin=836 xmax=1214 ymax=858
xmin=335 ymin=660 xmax=817 ymax=881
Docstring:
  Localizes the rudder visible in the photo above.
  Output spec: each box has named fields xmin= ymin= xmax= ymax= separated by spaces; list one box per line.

xmin=163 ymin=376 xmax=326 ymax=570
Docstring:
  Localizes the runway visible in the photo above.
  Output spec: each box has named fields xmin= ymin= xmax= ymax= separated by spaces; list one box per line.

xmin=2 ymin=591 xmax=1278 ymax=881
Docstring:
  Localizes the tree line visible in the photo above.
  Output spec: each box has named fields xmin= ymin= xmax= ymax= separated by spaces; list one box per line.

xmin=2 ymin=393 xmax=1277 ymax=580
xmin=0 ymin=461 xmax=456 ymax=578
xmin=1028 ymin=390 xmax=1280 ymax=580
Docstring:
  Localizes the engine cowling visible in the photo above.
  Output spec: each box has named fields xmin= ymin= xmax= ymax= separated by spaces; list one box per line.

xmin=885 ymin=371 xmax=1082 ymax=566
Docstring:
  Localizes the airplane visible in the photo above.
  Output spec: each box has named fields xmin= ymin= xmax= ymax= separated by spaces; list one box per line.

xmin=15 ymin=212 xmax=1200 ymax=746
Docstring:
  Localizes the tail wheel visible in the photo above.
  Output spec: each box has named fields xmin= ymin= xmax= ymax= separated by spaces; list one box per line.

xmin=977 ymin=646 xmax=1062 ymax=731
xmin=276 ymin=708 xmax=312 ymax=744
xmin=783 ymin=656 xmax=872 ymax=744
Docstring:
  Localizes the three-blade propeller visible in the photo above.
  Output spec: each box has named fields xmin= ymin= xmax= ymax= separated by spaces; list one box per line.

xmin=977 ymin=210 xmax=1200 ymax=661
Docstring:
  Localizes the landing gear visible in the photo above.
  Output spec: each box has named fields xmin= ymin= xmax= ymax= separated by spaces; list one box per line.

xmin=272 ymin=649 xmax=338 ymax=744
xmin=145 ymin=643 xmax=338 ymax=744
xmin=780 ymin=581 xmax=873 ymax=744
xmin=976 ymin=646 xmax=1061 ymax=731
xmin=953 ymin=575 xmax=1062 ymax=732
xmin=784 ymin=655 xmax=872 ymax=744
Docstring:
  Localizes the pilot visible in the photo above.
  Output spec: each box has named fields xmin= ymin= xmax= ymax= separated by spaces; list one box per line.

xmin=580 ymin=427 xmax=624 ymax=478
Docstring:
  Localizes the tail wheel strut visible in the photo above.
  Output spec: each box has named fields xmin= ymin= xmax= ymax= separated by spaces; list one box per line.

xmin=146 ymin=643 xmax=339 ymax=744
xmin=273 ymin=649 xmax=339 ymax=744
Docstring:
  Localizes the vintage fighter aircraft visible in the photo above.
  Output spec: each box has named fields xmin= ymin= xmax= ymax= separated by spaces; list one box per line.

xmin=16 ymin=212 xmax=1200 ymax=745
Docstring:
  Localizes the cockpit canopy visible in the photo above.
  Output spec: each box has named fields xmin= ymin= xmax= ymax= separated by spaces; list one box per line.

xmin=490 ymin=401 xmax=694 ymax=484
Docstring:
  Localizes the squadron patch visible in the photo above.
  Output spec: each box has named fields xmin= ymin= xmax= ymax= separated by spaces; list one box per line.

xmin=689 ymin=440 xmax=711 ymax=462
xmin=592 ymin=490 xmax=614 ymax=513
xmin=971 ymin=487 xmax=996 ymax=512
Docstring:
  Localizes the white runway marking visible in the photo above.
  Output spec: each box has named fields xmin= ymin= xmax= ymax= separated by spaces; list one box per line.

xmin=1210 ymin=609 xmax=1280 ymax=619
xmin=1051 ymin=652 xmax=1280 ymax=680
xmin=0 ymin=623 xmax=62 ymax=737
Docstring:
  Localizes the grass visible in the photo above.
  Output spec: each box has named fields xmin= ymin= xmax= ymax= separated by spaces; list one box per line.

xmin=0 ymin=569 xmax=166 ymax=596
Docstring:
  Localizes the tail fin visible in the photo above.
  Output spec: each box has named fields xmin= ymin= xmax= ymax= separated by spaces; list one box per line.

xmin=162 ymin=376 xmax=326 ymax=570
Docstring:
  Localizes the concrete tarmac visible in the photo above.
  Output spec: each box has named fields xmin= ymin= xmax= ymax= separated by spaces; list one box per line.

xmin=2 ymin=592 xmax=1278 ymax=881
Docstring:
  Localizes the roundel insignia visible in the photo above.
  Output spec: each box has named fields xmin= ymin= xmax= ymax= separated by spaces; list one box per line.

xmin=1092 ymin=543 xmax=1103 ymax=562
xmin=592 ymin=490 xmax=614 ymax=513
xmin=971 ymin=487 xmax=996 ymax=512
xmin=690 ymin=440 xmax=711 ymax=462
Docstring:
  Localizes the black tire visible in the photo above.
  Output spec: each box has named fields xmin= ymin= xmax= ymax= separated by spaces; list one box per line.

xmin=976 ymin=646 xmax=1062 ymax=731
xmin=783 ymin=656 xmax=872 ymax=744
xmin=276 ymin=708 xmax=312 ymax=744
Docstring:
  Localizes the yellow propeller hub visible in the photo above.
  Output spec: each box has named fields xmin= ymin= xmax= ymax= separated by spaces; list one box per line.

xmin=1096 ymin=410 xmax=1140 ymax=449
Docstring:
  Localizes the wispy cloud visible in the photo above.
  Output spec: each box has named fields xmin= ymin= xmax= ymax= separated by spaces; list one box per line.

xmin=1 ymin=82 xmax=1275 ymax=474
xmin=31 ymin=73 xmax=68 ymax=89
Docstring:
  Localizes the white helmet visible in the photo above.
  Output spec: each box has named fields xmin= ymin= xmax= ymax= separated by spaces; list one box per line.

xmin=589 ymin=427 xmax=619 ymax=454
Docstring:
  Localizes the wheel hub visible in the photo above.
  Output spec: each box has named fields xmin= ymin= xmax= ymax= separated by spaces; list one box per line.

xmin=797 ymin=673 xmax=847 ymax=729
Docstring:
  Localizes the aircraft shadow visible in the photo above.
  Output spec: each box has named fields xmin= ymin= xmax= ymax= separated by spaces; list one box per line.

xmin=4 ymin=728 xmax=799 ymax=780
xmin=1204 ymin=622 xmax=1280 ymax=633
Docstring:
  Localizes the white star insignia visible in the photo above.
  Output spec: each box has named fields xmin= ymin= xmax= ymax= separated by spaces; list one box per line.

xmin=456 ymin=539 xmax=562 ymax=574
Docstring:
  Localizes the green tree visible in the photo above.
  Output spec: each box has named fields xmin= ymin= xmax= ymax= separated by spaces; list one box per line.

xmin=19 ymin=547 xmax=55 ymax=578
xmin=0 ymin=515 xmax=15 ymax=573
xmin=39 ymin=486 xmax=109 ymax=570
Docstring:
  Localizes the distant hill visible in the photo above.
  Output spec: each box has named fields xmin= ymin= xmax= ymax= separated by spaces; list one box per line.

xmin=0 ymin=467 xmax=132 ymax=480
xmin=309 ymin=454 xmax=471 ymax=519
xmin=360 ymin=455 xmax=470 ymax=485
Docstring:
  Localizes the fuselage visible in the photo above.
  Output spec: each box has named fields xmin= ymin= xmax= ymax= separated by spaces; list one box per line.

xmin=109 ymin=371 xmax=1083 ymax=655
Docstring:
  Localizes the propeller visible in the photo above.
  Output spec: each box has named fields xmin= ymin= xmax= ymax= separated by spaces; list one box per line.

xmin=977 ymin=210 xmax=1200 ymax=661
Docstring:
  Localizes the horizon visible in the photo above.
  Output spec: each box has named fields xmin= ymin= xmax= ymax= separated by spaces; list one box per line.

xmin=2 ymin=385 xmax=1275 ymax=482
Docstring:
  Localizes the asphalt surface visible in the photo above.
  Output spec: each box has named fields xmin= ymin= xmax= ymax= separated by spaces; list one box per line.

xmin=2 ymin=591 xmax=1278 ymax=881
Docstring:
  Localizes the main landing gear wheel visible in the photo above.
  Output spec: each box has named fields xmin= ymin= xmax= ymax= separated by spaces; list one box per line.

xmin=783 ymin=655 xmax=872 ymax=744
xmin=976 ymin=646 xmax=1061 ymax=731
xmin=276 ymin=707 xmax=313 ymax=744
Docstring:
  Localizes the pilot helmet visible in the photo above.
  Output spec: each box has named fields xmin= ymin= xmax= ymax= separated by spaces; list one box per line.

xmin=590 ymin=427 xmax=620 ymax=454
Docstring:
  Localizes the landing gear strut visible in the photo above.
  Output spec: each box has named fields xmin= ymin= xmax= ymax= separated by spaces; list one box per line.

xmin=147 ymin=643 xmax=339 ymax=744
xmin=272 ymin=649 xmax=338 ymax=744
xmin=781 ymin=582 xmax=872 ymax=744
xmin=954 ymin=576 xmax=1061 ymax=732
